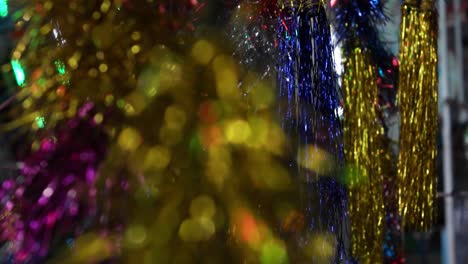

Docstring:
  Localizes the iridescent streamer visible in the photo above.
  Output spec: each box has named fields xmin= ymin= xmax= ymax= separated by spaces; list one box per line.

xmin=278 ymin=0 xmax=348 ymax=261
xmin=397 ymin=0 xmax=437 ymax=230
xmin=342 ymin=47 xmax=385 ymax=263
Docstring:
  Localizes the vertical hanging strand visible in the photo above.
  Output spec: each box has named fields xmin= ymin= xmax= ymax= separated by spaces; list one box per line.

xmin=342 ymin=47 xmax=385 ymax=263
xmin=277 ymin=0 xmax=348 ymax=261
xmin=333 ymin=0 xmax=388 ymax=261
xmin=397 ymin=0 xmax=437 ymax=230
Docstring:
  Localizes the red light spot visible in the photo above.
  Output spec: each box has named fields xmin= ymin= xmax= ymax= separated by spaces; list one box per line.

xmin=241 ymin=211 xmax=258 ymax=242
xmin=199 ymin=101 xmax=218 ymax=124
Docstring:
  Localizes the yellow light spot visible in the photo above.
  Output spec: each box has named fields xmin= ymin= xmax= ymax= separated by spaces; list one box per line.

xmin=251 ymin=81 xmax=274 ymax=109
xmin=131 ymin=31 xmax=141 ymax=41
xmin=118 ymin=127 xmax=142 ymax=151
xmin=39 ymin=24 xmax=52 ymax=35
xmin=159 ymin=125 xmax=182 ymax=146
xmin=297 ymin=146 xmax=333 ymax=176
xmin=190 ymin=195 xmax=216 ymax=219
xmin=98 ymin=64 xmax=108 ymax=73
xmin=124 ymin=225 xmax=148 ymax=248
xmin=68 ymin=52 xmax=82 ymax=70
xmin=96 ymin=52 xmax=105 ymax=60
xmin=191 ymin=40 xmax=215 ymax=65
xmin=246 ymin=116 xmax=268 ymax=148
xmin=131 ymin=45 xmax=141 ymax=54
xmin=105 ymin=94 xmax=114 ymax=106
xmin=88 ymin=68 xmax=98 ymax=77
xmin=303 ymin=233 xmax=336 ymax=261
xmin=92 ymin=11 xmax=101 ymax=20
xmin=213 ymin=56 xmax=238 ymax=100
xmin=44 ymin=1 xmax=53 ymax=11
xmin=71 ymin=233 xmax=112 ymax=263
xmin=100 ymin=0 xmax=111 ymax=13
xmin=225 ymin=119 xmax=251 ymax=144
xmin=144 ymin=145 xmax=171 ymax=170
xmin=93 ymin=113 xmax=104 ymax=124
xmin=178 ymin=218 xmax=215 ymax=242
xmin=164 ymin=105 xmax=186 ymax=130
xmin=124 ymin=91 xmax=147 ymax=116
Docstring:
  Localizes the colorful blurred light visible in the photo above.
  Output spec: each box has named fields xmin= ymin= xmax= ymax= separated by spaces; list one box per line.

xmin=11 ymin=60 xmax=25 ymax=86
xmin=0 ymin=0 xmax=7 ymax=17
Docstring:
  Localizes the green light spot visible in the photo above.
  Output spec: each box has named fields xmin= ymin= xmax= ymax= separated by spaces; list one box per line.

xmin=54 ymin=60 xmax=66 ymax=75
xmin=0 ymin=0 xmax=8 ymax=18
xmin=116 ymin=99 xmax=125 ymax=109
xmin=260 ymin=240 xmax=288 ymax=264
xmin=35 ymin=116 xmax=46 ymax=128
xmin=11 ymin=60 xmax=25 ymax=86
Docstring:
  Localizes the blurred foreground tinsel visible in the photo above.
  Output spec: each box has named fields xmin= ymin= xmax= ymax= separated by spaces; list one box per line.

xmin=1 ymin=0 xmax=344 ymax=263
xmin=0 ymin=105 xmax=107 ymax=262
xmin=0 ymin=0 xmax=439 ymax=262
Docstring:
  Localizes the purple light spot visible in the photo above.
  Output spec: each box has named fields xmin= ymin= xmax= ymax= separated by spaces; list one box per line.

xmin=86 ymin=168 xmax=96 ymax=184
xmin=43 ymin=187 xmax=54 ymax=197
xmin=38 ymin=196 xmax=49 ymax=205
xmin=45 ymin=211 xmax=58 ymax=226
xmin=2 ymin=180 xmax=14 ymax=190
xmin=63 ymin=174 xmax=75 ymax=186
xmin=78 ymin=102 xmax=94 ymax=117
xmin=29 ymin=221 xmax=41 ymax=231
xmin=67 ymin=189 xmax=77 ymax=199
xmin=16 ymin=187 xmax=24 ymax=197
xmin=40 ymin=138 xmax=56 ymax=152
xmin=89 ymin=187 xmax=97 ymax=197
xmin=6 ymin=201 xmax=13 ymax=211
xmin=68 ymin=204 xmax=78 ymax=215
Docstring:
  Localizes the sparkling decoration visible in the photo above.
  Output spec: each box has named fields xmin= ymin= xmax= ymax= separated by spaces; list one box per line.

xmin=3 ymin=0 xmax=201 ymax=132
xmin=0 ymin=104 xmax=107 ymax=263
xmin=0 ymin=0 xmax=438 ymax=262
xmin=333 ymin=0 xmax=392 ymax=261
xmin=277 ymin=0 xmax=348 ymax=262
xmin=342 ymin=47 xmax=385 ymax=263
xmin=228 ymin=0 xmax=279 ymax=78
xmin=397 ymin=0 xmax=438 ymax=230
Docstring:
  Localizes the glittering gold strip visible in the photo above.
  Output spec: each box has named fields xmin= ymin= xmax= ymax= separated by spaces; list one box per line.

xmin=343 ymin=47 xmax=385 ymax=263
xmin=397 ymin=3 xmax=437 ymax=230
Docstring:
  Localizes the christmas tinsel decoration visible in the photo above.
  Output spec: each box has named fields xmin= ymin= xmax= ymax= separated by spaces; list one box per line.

xmin=333 ymin=0 xmax=389 ymax=262
xmin=277 ymin=0 xmax=348 ymax=262
xmin=397 ymin=0 xmax=437 ymax=230
xmin=342 ymin=47 xmax=385 ymax=263
xmin=0 ymin=104 xmax=107 ymax=263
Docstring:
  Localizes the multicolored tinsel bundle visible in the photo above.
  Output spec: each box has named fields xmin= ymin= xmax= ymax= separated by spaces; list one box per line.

xmin=333 ymin=0 xmax=390 ymax=262
xmin=397 ymin=0 xmax=438 ymax=230
xmin=277 ymin=0 xmax=348 ymax=261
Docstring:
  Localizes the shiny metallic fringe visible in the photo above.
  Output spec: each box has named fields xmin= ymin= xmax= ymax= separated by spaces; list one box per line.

xmin=343 ymin=47 xmax=385 ymax=263
xmin=397 ymin=2 xmax=438 ymax=230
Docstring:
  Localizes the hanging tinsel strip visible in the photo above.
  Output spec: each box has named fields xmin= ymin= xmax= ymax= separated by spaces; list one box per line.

xmin=277 ymin=0 xmax=348 ymax=261
xmin=397 ymin=0 xmax=438 ymax=230
xmin=333 ymin=0 xmax=389 ymax=261
xmin=342 ymin=46 xmax=385 ymax=263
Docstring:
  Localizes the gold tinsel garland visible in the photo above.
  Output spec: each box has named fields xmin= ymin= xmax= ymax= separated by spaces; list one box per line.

xmin=397 ymin=0 xmax=438 ymax=230
xmin=343 ymin=47 xmax=385 ymax=263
